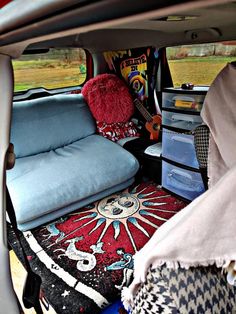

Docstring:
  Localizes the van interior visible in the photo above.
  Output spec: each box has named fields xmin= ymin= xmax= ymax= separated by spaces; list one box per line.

xmin=0 ymin=1 xmax=236 ymax=313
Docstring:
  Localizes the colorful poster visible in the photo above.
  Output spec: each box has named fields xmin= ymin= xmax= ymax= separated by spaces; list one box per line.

xmin=104 ymin=47 xmax=158 ymax=111
xmin=120 ymin=52 xmax=148 ymax=101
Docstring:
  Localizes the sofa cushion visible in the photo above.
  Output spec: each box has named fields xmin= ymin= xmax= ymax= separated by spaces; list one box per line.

xmin=11 ymin=94 xmax=96 ymax=158
xmin=7 ymin=135 xmax=139 ymax=229
xmin=14 ymin=178 xmax=135 ymax=231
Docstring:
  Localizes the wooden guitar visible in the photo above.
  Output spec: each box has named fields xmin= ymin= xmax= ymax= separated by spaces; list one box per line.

xmin=133 ymin=98 xmax=162 ymax=141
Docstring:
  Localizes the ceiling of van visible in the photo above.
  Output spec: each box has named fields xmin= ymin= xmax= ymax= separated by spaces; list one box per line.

xmin=0 ymin=0 xmax=235 ymax=55
xmin=110 ymin=2 xmax=236 ymax=32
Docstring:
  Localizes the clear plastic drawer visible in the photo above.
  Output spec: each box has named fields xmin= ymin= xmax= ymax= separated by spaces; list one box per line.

xmin=162 ymin=110 xmax=203 ymax=131
xmin=162 ymin=128 xmax=199 ymax=169
xmin=162 ymin=160 xmax=205 ymax=201
xmin=162 ymin=90 xmax=207 ymax=112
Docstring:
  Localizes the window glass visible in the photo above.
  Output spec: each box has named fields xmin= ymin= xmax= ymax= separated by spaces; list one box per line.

xmin=13 ymin=48 xmax=87 ymax=92
xmin=166 ymin=42 xmax=236 ymax=87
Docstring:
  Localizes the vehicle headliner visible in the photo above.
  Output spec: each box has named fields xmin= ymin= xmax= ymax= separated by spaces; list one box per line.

xmin=0 ymin=0 xmax=235 ymax=57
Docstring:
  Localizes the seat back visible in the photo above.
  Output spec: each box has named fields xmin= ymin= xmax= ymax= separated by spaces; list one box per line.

xmin=11 ymin=93 xmax=96 ymax=158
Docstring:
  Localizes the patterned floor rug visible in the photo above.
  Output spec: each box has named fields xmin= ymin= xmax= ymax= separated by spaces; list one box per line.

xmin=8 ymin=182 xmax=187 ymax=314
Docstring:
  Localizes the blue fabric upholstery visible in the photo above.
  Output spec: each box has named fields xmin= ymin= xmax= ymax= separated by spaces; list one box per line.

xmin=8 ymin=94 xmax=139 ymax=231
xmin=7 ymin=135 xmax=138 ymax=230
xmin=11 ymin=94 xmax=96 ymax=158
xmin=12 ymin=178 xmax=135 ymax=231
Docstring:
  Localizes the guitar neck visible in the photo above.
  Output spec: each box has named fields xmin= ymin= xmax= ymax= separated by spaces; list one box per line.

xmin=134 ymin=98 xmax=153 ymax=122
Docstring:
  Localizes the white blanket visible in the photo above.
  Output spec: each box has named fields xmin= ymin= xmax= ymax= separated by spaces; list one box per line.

xmin=201 ymin=63 xmax=236 ymax=187
xmin=122 ymin=63 xmax=236 ymax=308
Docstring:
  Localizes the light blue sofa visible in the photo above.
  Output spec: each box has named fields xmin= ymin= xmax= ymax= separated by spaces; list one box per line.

xmin=7 ymin=94 xmax=139 ymax=231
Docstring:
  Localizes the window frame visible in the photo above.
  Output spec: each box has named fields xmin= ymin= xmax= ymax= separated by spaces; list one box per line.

xmin=13 ymin=48 xmax=93 ymax=100
xmin=165 ymin=42 xmax=236 ymax=88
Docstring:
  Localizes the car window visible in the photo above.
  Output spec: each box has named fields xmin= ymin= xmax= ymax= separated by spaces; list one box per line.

xmin=166 ymin=41 xmax=236 ymax=87
xmin=12 ymin=48 xmax=87 ymax=92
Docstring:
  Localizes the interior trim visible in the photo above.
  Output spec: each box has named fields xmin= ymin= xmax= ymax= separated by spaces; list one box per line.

xmin=0 ymin=0 xmax=233 ymax=57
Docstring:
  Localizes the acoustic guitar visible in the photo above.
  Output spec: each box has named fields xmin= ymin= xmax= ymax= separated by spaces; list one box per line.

xmin=133 ymin=98 xmax=162 ymax=141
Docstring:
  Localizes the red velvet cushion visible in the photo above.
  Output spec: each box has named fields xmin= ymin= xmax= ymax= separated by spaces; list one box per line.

xmin=82 ymin=74 xmax=134 ymax=123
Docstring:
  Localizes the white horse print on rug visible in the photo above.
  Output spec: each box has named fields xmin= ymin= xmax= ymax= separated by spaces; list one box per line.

xmin=54 ymin=237 xmax=105 ymax=272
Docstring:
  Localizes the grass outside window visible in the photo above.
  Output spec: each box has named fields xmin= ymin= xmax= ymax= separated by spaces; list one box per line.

xmin=13 ymin=48 xmax=87 ymax=92
xmin=167 ymin=42 xmax=236 ymax=87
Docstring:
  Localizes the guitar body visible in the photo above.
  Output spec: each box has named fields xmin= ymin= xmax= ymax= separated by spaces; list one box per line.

xmin=145 ymin=115 xmax=162 ymax=140
xmin=133 ymin=97 xmax=162 ymax=141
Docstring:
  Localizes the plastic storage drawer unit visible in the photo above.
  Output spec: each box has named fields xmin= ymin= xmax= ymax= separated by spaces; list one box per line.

xmin=162 ymin=128 xmax=199 ymax=169
xmin=162 ymin=160 xmax=205 ymax=201
xmin=162 ymin=87 xmax=208 ymax=112
xmin=162 ymin=110 xmax=203 ymax=131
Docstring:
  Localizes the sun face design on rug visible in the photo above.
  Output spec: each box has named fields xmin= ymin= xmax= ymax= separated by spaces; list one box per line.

xmin=98 ymin=193 xmax=140 ymax=219
xmin=64 ymin=183 xmax=181 ymax=253
xmin=20 ymin=182 xmax=186 ymax=313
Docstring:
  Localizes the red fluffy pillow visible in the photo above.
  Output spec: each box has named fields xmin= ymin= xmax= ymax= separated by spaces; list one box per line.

xmin=82 ymin=73 xmax=134 ymax=123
